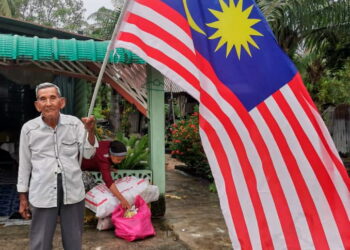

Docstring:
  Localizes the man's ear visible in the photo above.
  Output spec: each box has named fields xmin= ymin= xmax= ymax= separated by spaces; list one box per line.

xmin=59 ymin=97 xmax=66 ymax=109
xmin=34 ymin=101 xmax=41 ymax=112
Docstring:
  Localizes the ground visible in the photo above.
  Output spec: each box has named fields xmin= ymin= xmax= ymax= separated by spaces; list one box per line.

xmin=0 ymin=220 xmax=190 ymax=250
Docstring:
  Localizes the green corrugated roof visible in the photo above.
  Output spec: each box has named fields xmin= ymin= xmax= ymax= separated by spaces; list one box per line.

xmin=0 ymin=34 xmax=145 ymax=64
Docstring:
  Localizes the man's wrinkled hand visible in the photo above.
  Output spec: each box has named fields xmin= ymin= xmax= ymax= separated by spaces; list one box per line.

xmin=19 ymin=195 xmax=31 ymax=220
xmin=81 ymin=116 xmax=95 ymax=133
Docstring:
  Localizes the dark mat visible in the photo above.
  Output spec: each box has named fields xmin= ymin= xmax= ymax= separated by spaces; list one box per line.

xmin=0 ymin=166 xmax=18 ymax=185
xmin=0 ymin=184 xmax=19 ymax=216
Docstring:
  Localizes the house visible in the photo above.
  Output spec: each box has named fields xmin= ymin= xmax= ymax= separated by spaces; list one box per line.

xmin=0 ymin=15 xmax=168 ymax=217
xmin=0 ymin=15 xmax=148 ymax=157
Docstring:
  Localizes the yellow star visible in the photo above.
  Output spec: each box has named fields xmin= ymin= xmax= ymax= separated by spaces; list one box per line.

xmin=207 ymin=0 xmax=263 ymax=59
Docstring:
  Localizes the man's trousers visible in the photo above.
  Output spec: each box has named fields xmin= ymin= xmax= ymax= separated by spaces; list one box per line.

xmin=29 ymin=174 xmax=85 ymax=250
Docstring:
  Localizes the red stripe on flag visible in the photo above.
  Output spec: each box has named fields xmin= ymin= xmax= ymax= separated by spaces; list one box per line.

xmin=135 ymin=0 xmax=192 ymax=36
xmin=257 ymin=102 xmax=329 ymax=249
xmin=201 ymin=92 xmax=275 ymax=249
xmin=199 ymin=115 xmax=253 ymax=250
xmin=125 ymin=13 xmax=196 ymax=65
xmin=292 ymin=74 xmax=318 ymax=111
xmin=118 ymin=32 xmax=200 ymax=92
xmin=274 ymin=90 xmax=350 ymax=248
xmin=289 ymin=77 xmax=350 ymax=190
xmin=197 ymin=53 xmax=301 ymax=248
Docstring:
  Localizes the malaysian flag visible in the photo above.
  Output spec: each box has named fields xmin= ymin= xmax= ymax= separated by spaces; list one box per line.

xmin=114 ymin=0 xmax=350 ymax=249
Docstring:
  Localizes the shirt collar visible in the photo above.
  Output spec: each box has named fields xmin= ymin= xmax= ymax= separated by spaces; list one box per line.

xmin=39 ymin=113 xmax=62 ymax=129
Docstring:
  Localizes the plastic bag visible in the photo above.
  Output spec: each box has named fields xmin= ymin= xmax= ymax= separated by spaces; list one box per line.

xmin=111 ymin=195 xmax=155 ymax=242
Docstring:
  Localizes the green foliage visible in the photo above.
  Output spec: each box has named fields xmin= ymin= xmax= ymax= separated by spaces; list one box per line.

xmin=98 ymin=84 xmax=112 ymax=110
xmin=8 ymin=0 xmax=87 ymax=32
xmin=257 ymin=0 xmax=350 ymax=57
xmin=86 ymin=7 xmax=120 ymax=39
xmin=209 ymin=183 xmax=217 ymax=193
xmin=316 ymin=61 xmax=350 ymax=109
xmin=111 ymin=0 xmax=125 ymax=9
xmin=169 ymin=107 xmax=212 ymax=182
xmin=120 ymin=101 xmax=136 ymax=137
xmin=92 ymin=105 xmax=105 ymax=120
xmin=94 ymin=125 xmax=114 ymax=141
xmin=0 ymin=0 xmax=11 ymax=16
xmin=90 ymin=84 xmax=111 ymax=120
xmin=115 ymin=133 xmax=149 ymax=170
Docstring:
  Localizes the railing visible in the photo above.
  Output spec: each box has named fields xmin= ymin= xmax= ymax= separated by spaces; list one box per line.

xmin=89 ymin=170 xmax=153 ymax=184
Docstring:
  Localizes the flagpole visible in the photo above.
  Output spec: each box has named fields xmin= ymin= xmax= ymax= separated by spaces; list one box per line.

xmin=79 ymin=1 xmax=130 ymax=165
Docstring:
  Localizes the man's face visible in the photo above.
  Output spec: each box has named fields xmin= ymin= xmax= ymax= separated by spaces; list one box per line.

xmin=110 ymin=155 xmax=126 ymax=164
xmin=34 ymin=87 xmax=65 ymax=120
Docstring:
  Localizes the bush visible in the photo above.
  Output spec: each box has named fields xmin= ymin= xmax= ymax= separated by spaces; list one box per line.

xmin=95 ymin=125 xmax=114 ymax=140
xmin=305 ymin=60 xmax=350 ymax=111
xmin=169 ymin=109 xmax=212 ymax=181
xmin=317 ymin=62 xmax=350 ymax=108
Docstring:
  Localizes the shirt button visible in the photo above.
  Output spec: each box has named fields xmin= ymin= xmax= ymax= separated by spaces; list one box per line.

xmin=54 ymin=187 xmax=56 ymax=189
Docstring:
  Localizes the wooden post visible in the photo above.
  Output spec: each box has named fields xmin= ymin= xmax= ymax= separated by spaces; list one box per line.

xmin=147 ymin=65 xmax=166 ymax=216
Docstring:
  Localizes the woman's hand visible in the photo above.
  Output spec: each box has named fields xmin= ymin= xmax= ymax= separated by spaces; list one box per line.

xmin=120 ymin=197 xmax=131 ymax=210
xmin=109 ymin=183 xmax=131 ymax=209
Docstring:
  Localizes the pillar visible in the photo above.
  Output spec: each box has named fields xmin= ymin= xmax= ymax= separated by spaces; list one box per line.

xmin=147 ymin=65 xmax=166 ymax=216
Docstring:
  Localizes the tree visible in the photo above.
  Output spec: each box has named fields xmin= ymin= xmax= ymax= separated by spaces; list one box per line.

xmin=86 ymin=7 xmax=120 ymax=39
xmin=111 ymin=0 xmax=125 ymax=9
xmin=257 ymin=0 xmax=350 ymax=109
xmin=7 ymin=0 xmax=87 ymax=33
xmin=314 ymin=60 xmax=350 ymax=108
xmin=0 ymin=0 xmax=11 ymax=16
xmin=257 ymin=0 xmax=349 ymax=59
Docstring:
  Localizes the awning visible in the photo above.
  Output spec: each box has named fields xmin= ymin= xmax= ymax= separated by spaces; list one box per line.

xmin=0 ymin=34 xmax=149 ymax=115
xmin=0 ymin=34 xmax=144 ymax=63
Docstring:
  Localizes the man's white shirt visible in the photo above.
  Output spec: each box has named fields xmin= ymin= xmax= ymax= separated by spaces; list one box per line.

xmin=17 ymin=114 xmax=98 ymax=207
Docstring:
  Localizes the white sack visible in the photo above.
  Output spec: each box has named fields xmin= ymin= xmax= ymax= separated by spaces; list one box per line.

xmin=140 ymin=185 xmax=160 ymax=203
xmin=96 ymin=216 xmax=114 ymax=231
xmin=85 ymin=176 xmax=152 ymax=218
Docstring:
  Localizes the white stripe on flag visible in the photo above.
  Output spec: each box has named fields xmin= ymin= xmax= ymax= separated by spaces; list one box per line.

xmin=303 ymin=95 xmax=343 ymax=163
xmin=266 ymin=93 xmax=343 ymax=249
xmin=200 ymin=104 xmax=262 ymax=250
xmin=281 ymin=86 xmax=350 ymax=220
xmin=130 ymin=1 xmax=195 ymax=51
xmin=114 ymin=40 xmax=200 ymax=100
xmin=250 ymin=108 xmax=314 ymax=250
xmin=120 ymin=23 xmax=198 ymax=80
xmin=199 ymin=72 xmax=288 ymax=248
xmin=199 ymin=127 xmax=241 ymax=250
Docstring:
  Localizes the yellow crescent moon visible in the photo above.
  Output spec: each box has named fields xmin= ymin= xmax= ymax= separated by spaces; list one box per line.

xmin=183 ymin=0 xmax=206 ymax=35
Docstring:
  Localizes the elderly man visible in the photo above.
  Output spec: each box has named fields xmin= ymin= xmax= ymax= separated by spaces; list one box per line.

xmin=17 ymin=82 xmax=98 ymax=250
